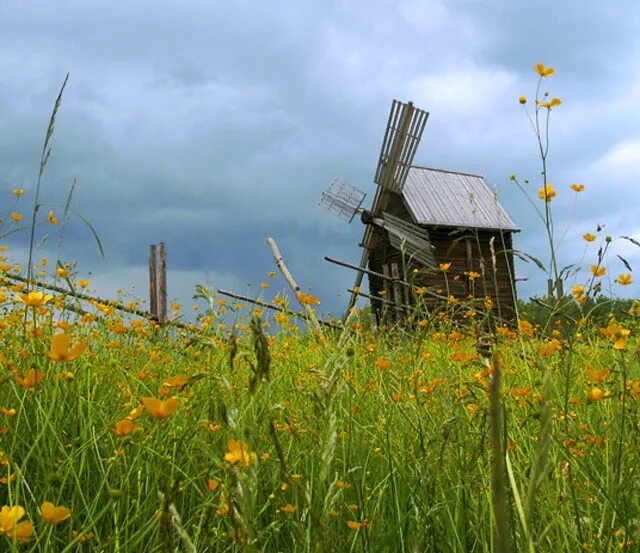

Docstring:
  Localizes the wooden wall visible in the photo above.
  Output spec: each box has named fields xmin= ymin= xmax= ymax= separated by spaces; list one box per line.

xmin=366 ymin=195 xmax=518 ymax=323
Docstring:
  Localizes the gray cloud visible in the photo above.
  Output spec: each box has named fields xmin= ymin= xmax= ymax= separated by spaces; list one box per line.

xmin=2 ymin=0 xmax=639 ymax=318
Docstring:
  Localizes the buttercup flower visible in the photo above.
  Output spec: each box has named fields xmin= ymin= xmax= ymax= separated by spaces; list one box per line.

xmin=142 ymin=397 xmax=180 ymax=420
xmin=583 ymin=233 xmax=596 ymax=242
xmin=0 ymin=505 xmax=34 ymax=543
xmin=537 ymin=98 xmax=562 ymax=109
xmin=572 ymin=284 xmax=587 ymax=305
xmin=570 ymin=184 xmax=585 ymax=192
xmin=48 ymin=211 xmax=58 ymax=225
xmin=18 ymin=291 xmax=53 ymax=307
xmin=48 ymin=333 xmax=88 ymax=362
xmin=297 ymin=292 xmax=320 ymax=306
xmin=224 ymin=439 xmax=256 ymax=468
xmin=538 ymin=184 xmax=556 ymax=202
xmin=617 ymin=274 xmax=632 ymax=286
xmin=586 ymin=387 xmax=612 ymax=401
xmin=113 ymin=419 xmax=136 ymax=437
xmin=15 ymin=369 xmax=45 ymax=390
xmin=40 ymin=502 xmax=71 ymax=525
xmin=534 ymin=63 xmax=555 ymax=77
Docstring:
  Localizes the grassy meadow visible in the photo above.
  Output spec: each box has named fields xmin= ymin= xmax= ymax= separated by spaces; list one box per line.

xmin=0 ymin=285 xmax=639 ymax=552
xmin=1 ymin=64 xmax=639 ymax=552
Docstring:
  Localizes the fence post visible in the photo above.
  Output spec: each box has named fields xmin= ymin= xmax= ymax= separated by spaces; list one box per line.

xmin=149 ymin=244 xmax=158 ymax=322
xmin=149 ymin=243 xmax=167 ymax=327
xmin=158 ymin=242 xmax=167 ymax=326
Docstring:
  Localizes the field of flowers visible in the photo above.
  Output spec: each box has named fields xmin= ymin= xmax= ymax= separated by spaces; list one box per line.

xmin=0 ymin=277 xmax=639 ymax=552
xmin=2 ymin=62 xmax=639 ymax=552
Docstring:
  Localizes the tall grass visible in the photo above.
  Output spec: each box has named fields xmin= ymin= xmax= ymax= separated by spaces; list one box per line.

xmin=0 ymin=64 xmax=638 ymax=552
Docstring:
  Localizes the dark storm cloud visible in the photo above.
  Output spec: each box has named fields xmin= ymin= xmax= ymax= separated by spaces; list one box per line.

xmin=1 ymin=0 xmax=639 ymax=316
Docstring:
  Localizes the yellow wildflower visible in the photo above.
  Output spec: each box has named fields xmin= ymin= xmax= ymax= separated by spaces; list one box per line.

xmin=374 ymin=357 xmax=392 ymax=371
xmin=600 ymin=318 xmax=630 ymax=350
xmin=534 ymin=63 xmax=555 ymax=77
xmin=0 ymin=505 xmax=34 ymax=542
xmin=572 ymin=284 xmax=587 ymax=304
xmin=586 ymin=387 xmax=612 ymax=401
xmin=48 ymin=333 xmax=88 ymax=362
xmin=297 ymin=292 xmax=320 ymax=306
xmin=15 ymin=369 xmax=45 ymax=390
xmin=17 ymin=291 xmax=53 ymax=307
xmin=224 ymin=439 xmax=256 ymax=468
xmin=113 ymin=419 xmax=136 ymax=437
xmin=583 ymin=233 xmax=596 ymax=242
xmin=40 ymin=502 xmax=71 ymax=525
xmin=141 ymin=397 xmax=180 ymax=420
xmin=537 ymin=184 xmax=556 ymax=202
xmin=537 ymin=97 xmax=562 ymax=109
xmin=617 ymin=274 xmax=632 ymax=286
xmin=570 ymin=184 xmax=585 ymax=192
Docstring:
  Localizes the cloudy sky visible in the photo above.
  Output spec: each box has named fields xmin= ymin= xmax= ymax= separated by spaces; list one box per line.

xmin=1 ymin=0 xmax=639 ymax=319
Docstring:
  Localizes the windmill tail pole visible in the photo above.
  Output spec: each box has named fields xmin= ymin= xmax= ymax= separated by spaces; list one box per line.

xmin=343 ymin=247 xmax=369 ymax=321
xmin=266 ymin=237 xmax=322 ymax=335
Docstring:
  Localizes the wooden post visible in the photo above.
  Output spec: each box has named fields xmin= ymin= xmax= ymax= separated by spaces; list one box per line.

xmin=390 ymin=262 xmax=404 ymax=322
xmin=149 ymin=244 xmax=158 ymax=322
xmin=382 ymin=264 xmax=393 ymax=325
xmin=149 ymin=243 xmax=167 ymax=327
xmin=465 ymin=237 xmax=474 ymax=296
xmin=158 ymin=242 xmax=167 ymax=326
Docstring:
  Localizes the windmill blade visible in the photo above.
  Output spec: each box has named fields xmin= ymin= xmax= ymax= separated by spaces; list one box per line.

xmin=371 ymin=212 xmax=437 ymax=270
xmin=374 ymin=100 xmax=429 ymax=195
xmin=318 ymin=178 xmax=367 ymax=223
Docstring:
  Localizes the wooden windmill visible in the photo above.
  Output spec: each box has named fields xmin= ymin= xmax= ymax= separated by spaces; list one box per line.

xmin=319 ymin=100 xmax=433 ymax=316
xmin=319 ymin=99 xmax=520 ymax=324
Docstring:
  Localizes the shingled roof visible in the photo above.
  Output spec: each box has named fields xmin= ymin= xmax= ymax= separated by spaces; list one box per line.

xmin=402 ymin=166 xmax=519 ymax=231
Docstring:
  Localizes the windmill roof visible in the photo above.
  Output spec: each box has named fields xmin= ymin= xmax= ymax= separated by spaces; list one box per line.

xmin=402 ymin=166 xmax=520 ymax=231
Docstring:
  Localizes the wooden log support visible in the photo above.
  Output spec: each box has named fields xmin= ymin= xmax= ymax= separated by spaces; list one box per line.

xmin=382 ymin=264 xmax=393 ymax=325
xmin=465 ymin=237 xmax=474 ymax=295
xmin=267 ymin=237 xmax=322 ymax=334
xmin=149 ymin=244 xmax=158 ymax=321
xmin=390 ymin=262 xmax=404 ymax=322
xmin=217 ymin=289 xmax=340 ymax=329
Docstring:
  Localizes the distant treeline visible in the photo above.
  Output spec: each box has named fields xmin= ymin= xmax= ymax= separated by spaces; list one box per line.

xmin=517 ymin=295 xmax=638 ymax=329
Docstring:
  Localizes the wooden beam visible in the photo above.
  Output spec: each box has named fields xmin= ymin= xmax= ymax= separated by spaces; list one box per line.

xmin=217 ymin=289 xmax=340 ymax=329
